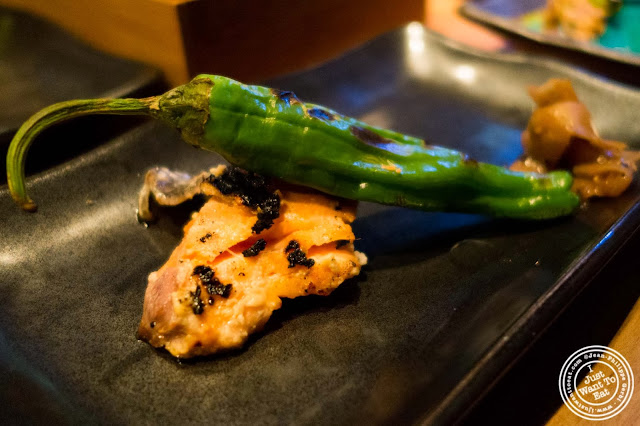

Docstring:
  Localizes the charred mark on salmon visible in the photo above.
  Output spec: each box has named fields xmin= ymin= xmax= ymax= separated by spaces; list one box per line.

xmin=287 ymin=249 xmax=315 ymax=268
xmin=193 ymin=265 xmax=233 ymax=299
xmin=271 ymin=89 xmax=300 ymax=106
xmin=308 ymin=108 xmax=335 ymax=122
xmin=212 ymin=283 xmax=232 ymax=298
xmin=285 ymin=240 xmax=300 ymax=252
xmin=193 ymin=265 xmax=214 ymax=283
xmin=242 ymin=239 xmax=267 ymax=257
xmin=190 ymin=286 xmax=204 ymax=315
xmin=253 ymin=194 xmax=280 ymax=234
xmin=285 ymin=240 xmax=314 ymax=268
xmin=210 ymin=167 xmax=281 ymax=234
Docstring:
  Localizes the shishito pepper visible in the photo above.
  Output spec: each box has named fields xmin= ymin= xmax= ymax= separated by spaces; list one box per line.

xmin=6 ymin=75 xmax=579 ymax=218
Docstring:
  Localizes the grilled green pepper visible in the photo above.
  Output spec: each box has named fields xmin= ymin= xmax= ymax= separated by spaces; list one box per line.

xmin=6 ymin=74 xmax=579 ymax=218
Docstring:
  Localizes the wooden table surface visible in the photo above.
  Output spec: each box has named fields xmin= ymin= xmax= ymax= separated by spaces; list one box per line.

xmin=0 ymin=0 xmax=424 ymax=86
xmin=547 ymin=298 xmax=640 ymax=424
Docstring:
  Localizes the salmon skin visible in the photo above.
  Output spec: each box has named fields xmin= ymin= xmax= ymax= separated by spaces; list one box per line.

xmin=137 ymin=165 xmax=367 ymax=358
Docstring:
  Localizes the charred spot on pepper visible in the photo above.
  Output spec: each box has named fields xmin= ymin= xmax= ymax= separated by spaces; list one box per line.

xmin=242 ymin=238 xmax=267 ymax=257
xmin=270 ymin=89 xmax=301 ymax=106
xmin=200 ymin=232 xmax=212 ymax=243
xmin=308 ymin=108 xmax=335 ymax=122
xmin=421 ymin=139 xmax=435 ymax=149
xmin=210 ymin=167 xmax=281 ymax=234
xmin=395 ymin=194 xmax=408 ymax=207
xmin=463 ymin=155 xmax=479 ymax=167
xmin=190 ymin=286 xmax=204 ymax=315
xmin=350 ymin=126 xmax=393 ymax=147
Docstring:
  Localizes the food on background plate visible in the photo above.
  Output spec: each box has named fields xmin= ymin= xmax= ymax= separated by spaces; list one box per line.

xmin=543 ymin=0 xmax=617 ymax=41
xmin=7 ymin=74 xmax=579 ymax=219
xmin=511 ymin=78 xmax=640 ymax=199
xmin=525 ymin=0 xmax=640 ymax=53
xmin=137 ymin=165 xmax=366 ymax=358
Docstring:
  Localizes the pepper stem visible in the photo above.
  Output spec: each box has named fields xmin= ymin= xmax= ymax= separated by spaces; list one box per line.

xmin=6 ymin=97 xmax=156 ymax=211
xmin=7 ymin=76 xmax=213 ymax=212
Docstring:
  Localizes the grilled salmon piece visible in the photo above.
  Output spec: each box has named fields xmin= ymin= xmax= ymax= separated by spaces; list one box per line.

xmin=137 ymin=166 xmax=366 ymax=358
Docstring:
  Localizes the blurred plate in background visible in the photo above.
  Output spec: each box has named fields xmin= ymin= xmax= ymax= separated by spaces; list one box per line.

xmin=461 ymin=0 xmax=640 ymax=67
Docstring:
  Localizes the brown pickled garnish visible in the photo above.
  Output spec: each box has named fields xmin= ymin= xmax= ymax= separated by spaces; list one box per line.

xmin=511 ymin=78 xmax=640 ymax=199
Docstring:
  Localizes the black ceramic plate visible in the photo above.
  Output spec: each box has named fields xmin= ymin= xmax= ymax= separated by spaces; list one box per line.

xmin=461 ymin=0 xmax=640 ymax=67
xmin=0 ymin=7 xmax=161 ymax=143
xmin=2 ymin=26 xmax=640 ymax=425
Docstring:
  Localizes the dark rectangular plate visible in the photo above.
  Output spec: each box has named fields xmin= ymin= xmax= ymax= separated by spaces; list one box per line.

xmin=461 ymin=0 xmax=640 ymax=67
xmin=2 ymin=26 xmax=640 ymax=424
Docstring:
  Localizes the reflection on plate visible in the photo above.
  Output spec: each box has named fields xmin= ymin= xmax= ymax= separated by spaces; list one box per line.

xmin=462 ymin=0 xmax=640 ymax=67
xmin=3 ymin=25 xmax=640 ymax=424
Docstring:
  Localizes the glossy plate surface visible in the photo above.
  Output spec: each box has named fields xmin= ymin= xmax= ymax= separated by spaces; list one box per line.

xmin=0 ymin=6 xmax=161 ymax=144
xmin=2 ymin=26 xmax=640 ymax=424
xmin=462 ymin=0 xmax=640 ymax=67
